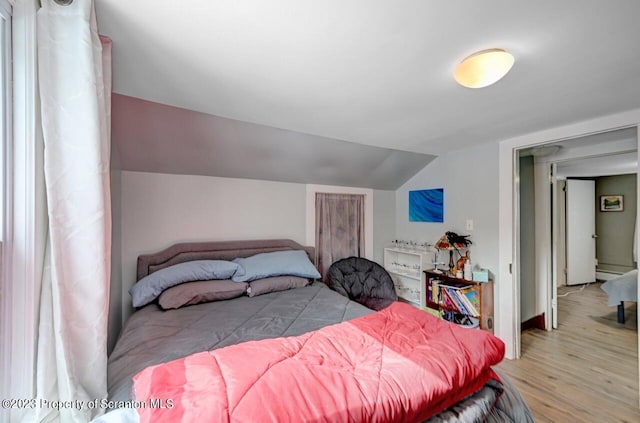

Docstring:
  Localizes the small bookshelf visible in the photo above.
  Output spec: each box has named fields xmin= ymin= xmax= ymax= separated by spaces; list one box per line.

xmin=424 ymin=269 xmax=494 ymax=333
xmin=384 ymin=248 xmax=431 ymax=308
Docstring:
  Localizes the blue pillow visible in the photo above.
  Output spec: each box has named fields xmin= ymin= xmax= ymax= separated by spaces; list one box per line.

xmin=130 ymin=260 xmax=239 ymax=307
xmin=232 ymin=250 xmax=320 ymax=282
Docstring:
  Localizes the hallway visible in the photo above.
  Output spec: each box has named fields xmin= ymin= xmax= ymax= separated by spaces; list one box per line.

xmin=497 ymin=283 xmax=639 ymax=422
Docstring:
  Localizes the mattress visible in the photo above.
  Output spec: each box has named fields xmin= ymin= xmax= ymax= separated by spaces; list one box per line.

xmin=107 ymin=282 xmax=533 ymax=422
xmin=108 ymin=282 xmax=370 ymax=402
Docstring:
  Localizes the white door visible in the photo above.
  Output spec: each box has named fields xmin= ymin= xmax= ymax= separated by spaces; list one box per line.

xmin=566 ymin=179 xmax=596 ymax=285
xmin=550 ymin=164 xmax=559 ymax=329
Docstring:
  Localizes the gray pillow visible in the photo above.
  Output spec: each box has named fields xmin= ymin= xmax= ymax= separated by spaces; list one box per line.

xmin=158 ymin=280 xmax=248 ymax=309
xmin=130 ymin=260 xmax=239 ymax=307
xmin=232 ymin=250 xmax=320 ymax=282
xmin=247 ymin=276 xmax=310 ymax=297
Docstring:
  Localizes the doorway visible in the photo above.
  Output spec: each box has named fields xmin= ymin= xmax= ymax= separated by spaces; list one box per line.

xmin=497 ymin=115 xmax=640 ymax=396
xmin=304 ymin=184 xmax=374 ymax=272
xmin=565 ymin=178 xmax=596 ymax=286
xmin=314 ymin=192 xmax=365 ymax=280
xmin=510 ymin=125 xmax=640 ymax=407
xmin=518 ymin=127 xmax=638 ymax=332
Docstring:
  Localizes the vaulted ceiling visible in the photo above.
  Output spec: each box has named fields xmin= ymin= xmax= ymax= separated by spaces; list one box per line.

xmin=97 ymin=0 xmax=640 ymax=188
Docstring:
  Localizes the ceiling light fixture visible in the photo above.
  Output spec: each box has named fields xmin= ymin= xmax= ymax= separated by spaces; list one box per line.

xmin=454 ymin=48 xmax=514 ymax=88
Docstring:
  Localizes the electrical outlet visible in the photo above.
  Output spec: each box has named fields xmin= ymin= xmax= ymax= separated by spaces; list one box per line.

xmin=466 ymin=219 xmax=474 ymax=231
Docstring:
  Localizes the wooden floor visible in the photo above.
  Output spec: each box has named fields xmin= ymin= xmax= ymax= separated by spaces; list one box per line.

xmin=496 ymin=282 xmax=639 ymax=422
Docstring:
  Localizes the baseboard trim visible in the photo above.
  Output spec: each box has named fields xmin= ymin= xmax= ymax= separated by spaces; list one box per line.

xmin=596 ymin=271 xmax=623 ymax=281
xmin=521 ymin=313 xmax=545 ymax=331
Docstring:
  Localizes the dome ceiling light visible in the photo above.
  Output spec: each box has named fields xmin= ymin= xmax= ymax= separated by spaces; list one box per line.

xmin=454 ymin=48 xmax=515 ymax=88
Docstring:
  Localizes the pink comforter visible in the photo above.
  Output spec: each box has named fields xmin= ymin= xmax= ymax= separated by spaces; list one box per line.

xmin=132 ymin=302 xmax=504 ymax=422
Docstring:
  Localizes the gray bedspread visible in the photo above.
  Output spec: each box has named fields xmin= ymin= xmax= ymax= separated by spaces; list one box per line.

xmin=425 ymin=372 xmax=532 ymax=423
xmin=108 ymin=282 xmax=533 ymax=422
xmin=108 ymin=282 xmax=370 ymax=402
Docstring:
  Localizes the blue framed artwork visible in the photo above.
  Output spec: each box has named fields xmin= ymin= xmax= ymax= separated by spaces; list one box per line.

xmin=409 ymin=189 xmax=443 ymax=222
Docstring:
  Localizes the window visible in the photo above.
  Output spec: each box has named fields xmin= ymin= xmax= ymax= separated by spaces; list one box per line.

xmin=0 ymin=0 xmax=10 ymax=241
xmin=0 ymin=1 xmax=11 ymax=419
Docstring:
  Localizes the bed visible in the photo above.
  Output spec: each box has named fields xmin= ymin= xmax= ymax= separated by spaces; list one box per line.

xmin=601 ymin=269 xmax=638 ymax=324
xmin=104 ymin=239 xmax=533 ymax=423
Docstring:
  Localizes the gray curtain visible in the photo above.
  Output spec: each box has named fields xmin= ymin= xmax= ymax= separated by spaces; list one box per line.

xmin=315 ymin=193 xmax=365 ymax=281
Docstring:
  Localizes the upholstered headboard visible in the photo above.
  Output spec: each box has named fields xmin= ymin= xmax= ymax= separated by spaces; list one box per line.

xmin=136 ymin=239 xmax=316 ymax=281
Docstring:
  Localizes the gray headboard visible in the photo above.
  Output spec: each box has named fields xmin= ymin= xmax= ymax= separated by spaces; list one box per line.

xmin=136 ymin=239 xmax=316 ymax=281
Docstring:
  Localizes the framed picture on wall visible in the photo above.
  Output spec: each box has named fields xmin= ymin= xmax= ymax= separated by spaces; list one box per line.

xmin=409 ymin=188 xmax=444 ymax=222
xmin=600 ymin=195 xmax=624 ymax=212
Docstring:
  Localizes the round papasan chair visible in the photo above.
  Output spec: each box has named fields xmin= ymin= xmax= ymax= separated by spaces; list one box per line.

xmin=326 ymin=256 xmax=398 ymax=311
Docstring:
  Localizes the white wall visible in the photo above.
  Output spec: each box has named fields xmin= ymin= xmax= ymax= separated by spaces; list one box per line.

xmin=113 ymin=171 xmax=397 ymax=329
xmin=396 ymin=143 xmax=499 ymax=276
xmin=119 ymin=171 xmax=307 ymax=322
xmin=373 ymin=190 xmax=396 ymax=264
xmin=519 ymin=156 xmax=536 ymax=322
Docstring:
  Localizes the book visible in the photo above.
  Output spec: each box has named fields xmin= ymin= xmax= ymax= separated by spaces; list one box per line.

xmin=442 ymin=281 xmax=473 ymax=290
xmin=431 ymin=279 xmax=440 ymax=303
xmin=440 ymin=287 xmax=462 ymax=313
xmin=457 ymin=288 xmax=479 ymax=317
xmin=441 ymin=309 xmax=457 ymax=323
xmin=440 ymin=285 xmax=464 ymax=313
xmin=462 ymin=288 xmax=480 ymax=314
xmin=445 ymin=287 xmax=471 ymax=315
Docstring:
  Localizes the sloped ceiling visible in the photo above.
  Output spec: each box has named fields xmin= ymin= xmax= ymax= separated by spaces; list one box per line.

xmin=112 ymin=94 xmax=435 ymax=189
xmin=97 ymin=0 xmax=640 ymax=186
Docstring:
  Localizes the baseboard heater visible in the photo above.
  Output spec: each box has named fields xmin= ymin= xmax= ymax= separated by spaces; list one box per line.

xmin=595 ymin=270 xmax=623 ymax=281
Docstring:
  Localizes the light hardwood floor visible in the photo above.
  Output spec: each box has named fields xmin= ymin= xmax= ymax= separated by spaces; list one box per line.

xmin=496 ymin=282 xmax=639 ymax=422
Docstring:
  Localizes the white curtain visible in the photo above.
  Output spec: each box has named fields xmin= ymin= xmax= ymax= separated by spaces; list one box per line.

xmin=29 ymin=1 xmax=112 ymax=422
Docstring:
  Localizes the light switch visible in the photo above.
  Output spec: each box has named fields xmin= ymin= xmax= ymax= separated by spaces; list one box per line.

xmin=466 ymin=219 xmax=474 ymax=231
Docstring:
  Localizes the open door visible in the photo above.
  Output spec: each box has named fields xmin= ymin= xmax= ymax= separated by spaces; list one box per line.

xmin=566 ymin=179 xmax=597 ymax=285
xmin=550 ymin=164 xmax=559 ymax=329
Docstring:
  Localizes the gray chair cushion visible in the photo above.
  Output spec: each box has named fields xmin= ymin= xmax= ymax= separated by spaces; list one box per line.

xmin=327 ymin=257 xmax=398 ymax=311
